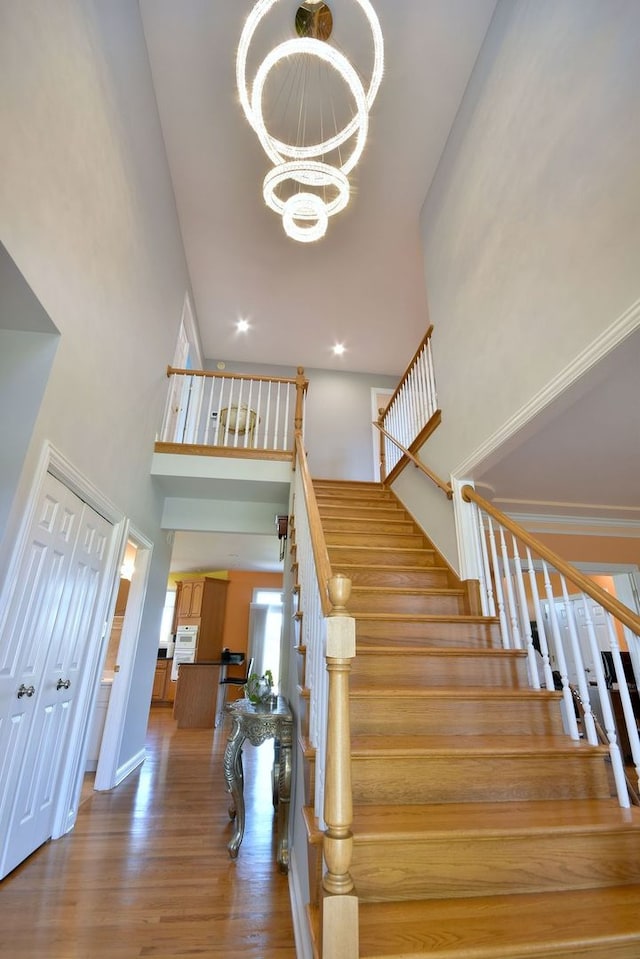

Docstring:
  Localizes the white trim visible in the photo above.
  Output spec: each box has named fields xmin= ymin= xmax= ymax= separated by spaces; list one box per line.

xmin=288 ymin=846 xmax=313 ymax=959
xmin=112 ymin=747 xmax=147 ymax=788
xmin=94 ymin=525 xmax=153 ymax=792
xmin=504 ymin=512 xmax=640 ymax=539
xmin=453 ymin=298 xmax=640 ymax=477
xmin=15 ymin=443 xmax=128 ymax=842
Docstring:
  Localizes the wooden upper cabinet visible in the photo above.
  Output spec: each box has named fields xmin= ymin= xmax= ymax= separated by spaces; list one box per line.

xmin=174 ymin=577 xmax=229 ymax=662
xmin=190 ymin=580 xmax=204 ymax=617
xmin=177 ymin=580 xmax=203 ymax=618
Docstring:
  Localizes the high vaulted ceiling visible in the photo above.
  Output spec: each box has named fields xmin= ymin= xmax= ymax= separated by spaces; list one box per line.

xmin=139 ymin=0 xmax=497 ymax=376
xmin=137 ymin=2 xmax=639 ymax=572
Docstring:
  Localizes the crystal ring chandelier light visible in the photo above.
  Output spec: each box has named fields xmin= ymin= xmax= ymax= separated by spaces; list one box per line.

xmin=237 ymin=0 xmax=384 ymax=243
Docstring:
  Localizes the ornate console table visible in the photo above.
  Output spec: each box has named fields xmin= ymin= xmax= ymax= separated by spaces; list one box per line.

xmin=223 ymin=696 xmax=292 ymax=872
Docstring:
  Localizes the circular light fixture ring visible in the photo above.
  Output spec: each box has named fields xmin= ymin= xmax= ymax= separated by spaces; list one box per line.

xmin=263 ymin=161 xmax=350 ymax=217
xmin=250 ymin=38 xmax=369 ymax=175
xmin=237 ymin=0 xmax=384 ymax=130
xmin=283 ymin=193 xmax=328 ymax=243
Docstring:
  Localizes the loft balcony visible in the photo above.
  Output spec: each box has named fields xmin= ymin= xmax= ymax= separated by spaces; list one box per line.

xmin=150 ymin=366 xmax=308 ymax=534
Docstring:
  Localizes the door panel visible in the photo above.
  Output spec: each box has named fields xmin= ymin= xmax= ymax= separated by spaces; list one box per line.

xmin=0 ymin=473 xmax=113 ymax=879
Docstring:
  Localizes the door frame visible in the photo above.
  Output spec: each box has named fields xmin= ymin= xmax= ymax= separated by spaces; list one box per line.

xmin=94 ymin=524 xmax=153 ymax=792
xmin=3 ymin=441 xmax=127 ymax=842
xmin=370 ymin=387 xmax=394 ymax=481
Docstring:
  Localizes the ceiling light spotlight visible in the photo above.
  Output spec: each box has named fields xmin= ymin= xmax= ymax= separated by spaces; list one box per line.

xmin=333 ymin=343 xmax=346 ymax=356
xmin=237 ymin=0 xmax=384 ymax=243
xmin=236 ymin=319 xmax=250 ymax=332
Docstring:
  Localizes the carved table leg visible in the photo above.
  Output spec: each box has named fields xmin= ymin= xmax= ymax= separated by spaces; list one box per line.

xmin=223 ymin=717 xmax=246 ymax=859
xmin=276 ymin=725 xmax=293 ymax=872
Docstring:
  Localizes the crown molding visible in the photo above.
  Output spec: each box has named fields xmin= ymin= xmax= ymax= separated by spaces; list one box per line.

xmin=453 ymin=296 xmax=640 ymax=477
xmin=505 ymin=511 xmax=640 ymax=539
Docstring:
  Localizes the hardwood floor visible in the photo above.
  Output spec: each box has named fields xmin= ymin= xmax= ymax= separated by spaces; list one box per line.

xmin=0 ymin=705 xmax=297 ymax=958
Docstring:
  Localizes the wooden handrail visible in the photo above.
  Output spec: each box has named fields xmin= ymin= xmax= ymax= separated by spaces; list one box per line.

xmin=294 ymin=432 xmax=333 ymax=617
xmin=379 ymin=325 xmax=434 ymax=418
xmin=374 ymin=421 xmax=452 ymax=498
xmin=166 ymin=365 xmax=300 ymax=385
xmin=462 ymin=484 xmax=640 ymax=635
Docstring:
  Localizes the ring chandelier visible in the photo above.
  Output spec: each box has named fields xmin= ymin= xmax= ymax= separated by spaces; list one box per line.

xmin=237 ymin=0 xmax=384 ymax=243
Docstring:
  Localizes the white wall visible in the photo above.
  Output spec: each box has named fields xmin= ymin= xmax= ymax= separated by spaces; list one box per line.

xmin=409 ymin=0 xmax=640 ymax=566
xmin=0 ymin=2 xmax=193 ymax=772
xmin=206 ymin=359 xmax=398 ymax=481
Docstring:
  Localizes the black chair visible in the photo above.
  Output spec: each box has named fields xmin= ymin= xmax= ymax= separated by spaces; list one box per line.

xmin=217 ymin=656 xmax=253 ymax=717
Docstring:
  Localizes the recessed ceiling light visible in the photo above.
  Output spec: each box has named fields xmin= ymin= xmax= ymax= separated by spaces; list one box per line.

xmin=237 ymin=319 xmax=250 ymax=333
xmin=332 ymin=343 xmax=345 ymax=356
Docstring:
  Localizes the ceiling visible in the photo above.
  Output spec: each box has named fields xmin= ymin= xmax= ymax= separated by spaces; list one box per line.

xmin=139 ymin=0 xmax=498 ymax=376
xmin=138 ymin=2 xmax=639 ymax=572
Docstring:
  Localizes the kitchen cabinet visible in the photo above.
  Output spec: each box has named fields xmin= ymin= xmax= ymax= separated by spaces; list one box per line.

xmin=175 ymin=577 xmax=229 ymax=662
xmin=177 ymin=580 xmax=204 ymax=618
xmin=152 ymin=660 xmax=168 ymax=701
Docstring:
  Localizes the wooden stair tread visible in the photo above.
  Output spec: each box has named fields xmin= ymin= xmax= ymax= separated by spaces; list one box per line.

xmin=354 ymin=612 xmax=499 ymax=623
xmin=349 ymin=733 xmax=605 ymax=756
xmin=357 ymin=886 xmax=640 ymax=958
xmin=336 ymin=563 xmax=451 ymax=574
xmin=351 ymin=586 xmax=465 ymax=596
xmin=349 ymin=686 xmax=561 ymax=701
xmin=356 ymin=644 xmax=524 ymax=655
xmin=351 ymin=799 xmax=640 ymax=839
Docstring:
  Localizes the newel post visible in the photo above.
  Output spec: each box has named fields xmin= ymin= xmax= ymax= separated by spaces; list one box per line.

xmin=322 ymin=573 xmax=358 ymax=959
xmin=377 ymin=407 xmax=386 ymax=482
xmin=292 ymin=369 xmax=308 ymax=471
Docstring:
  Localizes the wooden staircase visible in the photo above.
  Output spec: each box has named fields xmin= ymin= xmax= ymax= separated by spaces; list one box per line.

xmin=303 ymin=479 xmax=640 ymax=959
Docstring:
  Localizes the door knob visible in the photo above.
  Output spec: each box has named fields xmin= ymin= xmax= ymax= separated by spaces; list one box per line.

xmin=17 ymin=684 xmax=35 ymax=699
xmin=56 ymin=678 xmax=71 ymax=690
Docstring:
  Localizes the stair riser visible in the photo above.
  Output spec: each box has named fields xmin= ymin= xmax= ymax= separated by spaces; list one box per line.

xmin=350 ymin=753 xmax=611 ymax=804
xmin=320 ymin=518 xmax=416 ymax=534
xmin=322 ymin=516 xmax=416 ymax=536
xmin=348 ymin=591 xmax=466 ymax=615
xmin=336 ymin=567 xmax=451 ymax=589
xmin=325 ymin=531 xmax=425 ymax=548
xmin=352 ymin=829 xmax=640 ymax=902
xmin=355 ymin=618 xmax=501 ymax=648
xmin=349 ymin=696 xmax=565 ymax=737
xmin=351 ymin=654 xmax=529 ymax=688
xmin=329 ymin=547 xmax=436 ymax=567
xmin=316 ymin=505 xmax=406 ymax=520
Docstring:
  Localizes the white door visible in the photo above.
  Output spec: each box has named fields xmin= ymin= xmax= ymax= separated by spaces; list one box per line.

xmin=0 ymin=473 xmax=112 ymax=878
xmin=542 ymin=596 xmax=610 ymax=684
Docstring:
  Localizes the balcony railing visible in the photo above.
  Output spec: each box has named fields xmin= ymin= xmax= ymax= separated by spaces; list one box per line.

xmin=378 ymin=325 xmax=440 ymax=481
xmin=156 ymin=367 xmax=308 ymax=458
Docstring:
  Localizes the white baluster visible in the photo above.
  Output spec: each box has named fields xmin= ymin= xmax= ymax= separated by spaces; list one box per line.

xmin=234 ymin=378 xmax=245 ymax=448
xmin=283 ymin=385 xmax=291 ymax=451
xmin=581 ymin=597 xmax=628 ymax=805
xmin=606 ymin=611 xmax=640 ymax=798
xmin=526 ymin=550 xmax=555 ymax=691
xmin=475 ymin=507 xmax=494 ymax=617
xmin=417 ymin=345 xmax=430 ymax=425
xmin=511 ymin=537 xmax=539 ymax=688
xmin=204 ymin=376 xmax=215 ymax=447
xmin=426 ymin=338 xmax=437 ymax=414
xmin=486 ymin=517 xmax=510 ymax=648
xmin=560 ymin=578 xmax=597 ymax=744
xmin=255 ymin=379 xmax=263 ymax=448
xmin=542 ymin=561 xmax=580 ymax=740
xmin=273 ymin=382 xmax=282 ymax=450
xmin=498 ymin=527 xmax=521 ymax=649
xmin=263 ymin=381 xmax=272 ymax=449
xmin=244 ymin=380 xmax=254 ymax=449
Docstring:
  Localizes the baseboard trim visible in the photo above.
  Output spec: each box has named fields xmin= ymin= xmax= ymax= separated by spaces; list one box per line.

xmin=112 ymin=748 xmax=146 ymax=788
xmin=289 ymin=847 xmax=313 ymax=959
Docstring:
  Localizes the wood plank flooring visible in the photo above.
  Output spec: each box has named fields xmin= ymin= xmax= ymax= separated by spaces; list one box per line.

xmin=0 ymin=705 xmax=296 ymax=959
